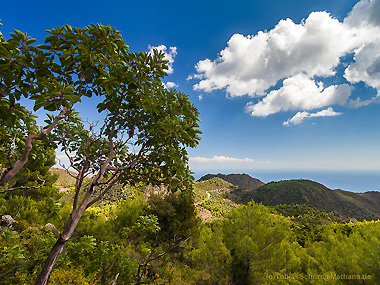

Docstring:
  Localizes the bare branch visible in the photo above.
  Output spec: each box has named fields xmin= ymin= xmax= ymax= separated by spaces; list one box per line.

xmin=111 ymin=273 xmax=120 ymax=285
xmin=86 ymin=142 xmax=150 ymax=208
xmin=0 ymin=106 xmax=69 ymax=186
xmin=62 ymin=137 xmax=80 ymax=173
xmin=91 ymin=128 xmax=116 ymax=187
xmin=0 ymin=176 xmax=46 ymax=194
xmin=85 ymin=175 xmax=120 ymax=209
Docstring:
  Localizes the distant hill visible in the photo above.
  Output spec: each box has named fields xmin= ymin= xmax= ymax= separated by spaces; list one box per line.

xmin=197 ymin=173 xmax=264 ymax=191
xmin=334 ymin=190 xmax=380 ymax=218
xmin=50 ymin=167 xmax=78 ymax=187
xmin=198 ymin=174 xmax=380 ymax=222
xmin=251 ymin=179 xmax=379 ymax=222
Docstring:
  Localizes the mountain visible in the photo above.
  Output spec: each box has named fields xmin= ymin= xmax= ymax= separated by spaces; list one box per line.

xmin=335 ymin=190 xmax=380 ymax=218
xmin=198 ymin=173 xmax=265 ymax=204
xmin=50 ymin=167 xmax=78 ymax=188
xmin=198 ymin=174 xmax=380 ymax=222
xmin=253 ymin=179 xmax=378 ymax=221
xmin=197 ymin=173 xmax=264 ymax=191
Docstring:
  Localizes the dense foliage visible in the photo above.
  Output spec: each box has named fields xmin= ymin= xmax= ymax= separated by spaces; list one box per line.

xmin=3 ymin=179 xmax=380 ymax=284
xmin=0 ymin=22 xmax=201 ymax=284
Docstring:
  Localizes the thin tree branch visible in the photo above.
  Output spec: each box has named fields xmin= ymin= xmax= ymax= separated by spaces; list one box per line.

xmin=91 ymin=253 xmax=119 ymax=285
xmin=73 ymin=152 xmax=90 ymax=210
xmin=0 ymin=90 xmax=9 ymax=97
xmin=85 ymin=175 xmax=120 ymax=209
xmin=0 ymin=176 xmax=46 ymax=194
xmin=0 ymin=106 xmax=69 ymax=186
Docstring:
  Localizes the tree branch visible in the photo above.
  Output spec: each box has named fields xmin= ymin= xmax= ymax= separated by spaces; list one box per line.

xmin=91 ymin=131 xmax=115 ymax=186
xmin=0 ymin=176 xmax=46 ymax=194
xmin=91 ymin=253 xmax=119 ymax=285
xmin=0 ymin=107 xmax=69 ymax=186
xmin=72 ymin=145 xmax=90 ymax=210
xmin=85 ymin=175 xmax=119 ymax=209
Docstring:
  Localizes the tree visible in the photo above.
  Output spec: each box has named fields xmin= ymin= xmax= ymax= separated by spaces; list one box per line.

xmin=146 ymin=191 xmax=201 ymax=244
xmin=222 ymin=202 xmax=302 ymax=284
xmin=0 ymin=23 xmax=201 ymax=284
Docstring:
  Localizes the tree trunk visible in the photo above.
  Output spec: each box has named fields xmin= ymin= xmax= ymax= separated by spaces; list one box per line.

xmin=33 ymin=237 xmax=66 ymax=285
xmin=34 ymin=190 xmax=92 ymax=284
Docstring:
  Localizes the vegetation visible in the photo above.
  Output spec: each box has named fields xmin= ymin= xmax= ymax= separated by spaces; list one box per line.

xmin=0 ymin=23 xmax=200 ymax=284
xmin=253 ymin=180 xmax=378 ymax=221
xmin=3 ymin=169 xmax=380 ymax=284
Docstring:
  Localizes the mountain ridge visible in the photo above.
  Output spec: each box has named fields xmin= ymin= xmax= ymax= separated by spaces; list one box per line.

xmin=198 ymin=173 xmax=380 ymax=222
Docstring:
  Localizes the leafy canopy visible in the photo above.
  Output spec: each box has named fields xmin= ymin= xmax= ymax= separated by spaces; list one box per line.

xmin=0 ymin=23 xmax=201 ymax=191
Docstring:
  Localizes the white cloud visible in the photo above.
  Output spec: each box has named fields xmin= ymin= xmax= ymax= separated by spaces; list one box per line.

xmin=344 ymin=0 xmax=380 ymax=29
xmin=344 ymin=41 xmax=380 ymax=93
xmin=283 ymin=111 xmax=310 ymax=126
xmin=189 ymin=155 xmax=265 ymax=170
xmin=164 ymin=81 xmax=178 ymax=89
xmin=187 ymin=74 xmax=203 ymax=81
xmin=191 ymin=0 xmax=380 ymax=125
xmin=198 ymin=94 xmax=203 ymax=101
xmin=343 ymin=0 xmax=380 ymax=98
xmin=283 ymin=107 xmax=342 ymax=126
xmin=149 ymin=45 xmax=177 ymax=74
xmin=245 ymin=74 xmax=352 ymax=117
xmin=190 ymin=156 xmax=255 ymax=163
xmin=348 ymin=97 xmax=377 ymax=108
xmin=193 ymin=12 xmax=357 ymax=97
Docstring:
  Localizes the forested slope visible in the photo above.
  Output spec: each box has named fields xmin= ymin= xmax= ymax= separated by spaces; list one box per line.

xmin=199 ymin=174 xmax=380 ymax=222
xmin=3 ymin=169 xmax=380 ymax=284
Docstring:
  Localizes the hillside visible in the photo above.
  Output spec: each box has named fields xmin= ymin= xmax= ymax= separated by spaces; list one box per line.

xmin=198 ymin=174 xmax=380 ymax=222
xmin=51 ymin=168 xmax=380 ymax=222
xmin=335 ymin=190 xmax=380 ymax=218
xmin=193 ymin=177 xmax=238 ymax=222
xmin=252 ymin=179 xmax=379 ymax=221
xmin=50 ymin=167 xmax=78 ymax=188
xmin=198 ymin=173 xmax=264 ymax=190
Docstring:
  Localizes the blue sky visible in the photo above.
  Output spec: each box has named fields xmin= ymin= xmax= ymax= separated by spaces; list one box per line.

xmin=2 ymin=0 xmax=380 ymax=173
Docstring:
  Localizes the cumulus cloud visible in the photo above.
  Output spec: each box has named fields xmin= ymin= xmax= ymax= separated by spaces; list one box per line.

xmin=164 ymin=81 xmax=178 ymax=89
xmin=245 ymin=74 xmax=352 ymax=117
xmin=149 ymin=45 xmax=177 ymax=74
xmin=192 ymin=12 xmax=357 ymax=96
xmin=344 ymin=0 xmax=380 ymax=29
xmin=344 ymin=42 xmax=380 ymax=92
xmin=191 ymin=0 xmax=380 ymax=125
xmin=283 ymin=107 xmax=342 ymax=126
xmin=343 ymin=0 xmax=380 ymax=94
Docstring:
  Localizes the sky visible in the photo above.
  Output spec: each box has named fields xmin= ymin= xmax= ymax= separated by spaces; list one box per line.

xmin=2 ymin=0 xmax=380 ymax=176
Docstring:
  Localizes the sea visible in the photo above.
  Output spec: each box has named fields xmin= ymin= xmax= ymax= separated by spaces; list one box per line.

xmin=192 ymin=169 xmax=380 ymax=193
